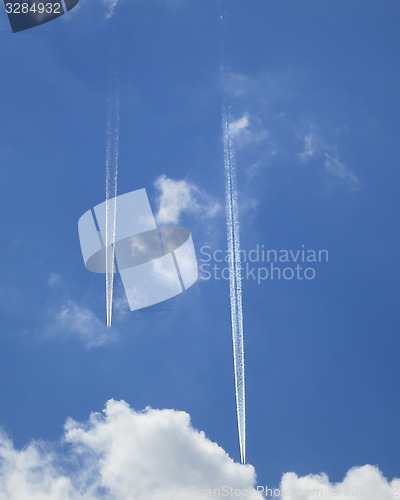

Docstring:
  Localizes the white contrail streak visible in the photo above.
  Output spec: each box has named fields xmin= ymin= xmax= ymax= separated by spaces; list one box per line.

xmin=105 ymin=70 xmax=120 ymax=328
xmin=218 ymin=3 xmax=246 ymax=463
xmin=222 ymin=109 xmax=246 ymax=465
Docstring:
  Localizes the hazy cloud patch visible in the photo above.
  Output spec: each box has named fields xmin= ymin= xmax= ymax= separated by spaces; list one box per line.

xmin=46 ymin=299 xmax=117 ymax=348
xmin=324 ymin=153 xmax=360 ymax=189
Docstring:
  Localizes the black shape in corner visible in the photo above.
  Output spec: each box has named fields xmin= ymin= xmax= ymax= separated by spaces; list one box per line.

xmin=4 ymin=0 xmax=80 ymax=33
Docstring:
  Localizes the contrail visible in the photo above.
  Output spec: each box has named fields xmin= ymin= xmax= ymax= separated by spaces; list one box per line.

xmin=105 ymin=69 xmax=120 ymax=328
xmin=218 ymin=2 xmax=246 ymax=465
xmin=222 ymin=109 xmax=246 ymax=465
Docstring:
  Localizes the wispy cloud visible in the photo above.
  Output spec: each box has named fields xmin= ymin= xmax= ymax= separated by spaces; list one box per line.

xmin=154 ymin=175 xmax=221 ymax=225
xmin=229 ymin=114 xmax=269 ymax=149
xmin=224 ymin=71 xmax=361 ymax=191
xmin=297 ymin=131 xmax=360 ymax=189
xmin=230 ymin=115 xmax=250 ymax=135
xmin=47 ymin=273 xmax=63 ymax=288
xmin=101 ymin=0 xmax=183 ymax=18
xmin=46 ymin=299 xmax=117 ymax=348
xmin=103 ymin=0 xmax=121 ymax=18
xmin=324 ymin=153 xmax=360 ymax=189
xmin=298 ymin=132 xmax=320 ymax=163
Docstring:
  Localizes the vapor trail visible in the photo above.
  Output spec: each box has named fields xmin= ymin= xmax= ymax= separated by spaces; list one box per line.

xmin=105 ymin=70 xmax=120 ymax=328
xmin=218 ymin=2 xmax=246 ymax=464
xmin=222 ymin=109 xmax=246 ymax=465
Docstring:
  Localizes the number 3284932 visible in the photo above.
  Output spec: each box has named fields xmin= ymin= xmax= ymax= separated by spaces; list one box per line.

xmin=5 ymin=2 xmax=62 ymax=14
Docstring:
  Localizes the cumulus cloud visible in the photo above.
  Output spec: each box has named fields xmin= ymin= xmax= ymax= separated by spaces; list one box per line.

xmin=154 ymin=175 xmax=221 ymax=225
xmin=280 ymin=465 xmax=400 ymax=499
xmin=0 ymin=432 xmax=79 ymax=500
xmin=0 ymin=400 xmax=261 ymax=500
xmin=0 ymin=400 xmax=398 ymax=499
xmin=46 ymin=299 xmax=117 ymax=348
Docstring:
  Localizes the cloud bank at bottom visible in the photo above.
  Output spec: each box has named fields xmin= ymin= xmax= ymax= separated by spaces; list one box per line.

xmin=0 ymin=400 xmax=260 ymax=499
xmin=0 ymin=400 xmax=398 ymax=499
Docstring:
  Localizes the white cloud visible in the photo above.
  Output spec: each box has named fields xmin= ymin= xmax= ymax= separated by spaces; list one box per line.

xmin=229 ymin=114 xmax=269 ymax=150
xmin=295 ymin=130 xmax=360 ymax=189
xmin=100 ymin=0 xmax=183 ymax=18
xmin=298 ymin=132 xmax=320 ymax=163
xmin=46 ymin=300 xmax=117 ymax=348
xmin=324 ymin=153 xmax=360 ymax=189
xmin=296 ymin=131 xmax=360 ymax=188
xmin=224 ymin=71 xmax=361 ymax=191
xmin=0 ymin=400 xmax=261 ymax=500
xmin=230 ymin=115 xmax=250 ymax=135
xmin=47 ymin=273 xmax=63 ymax=288
xmin=0 ymin=400 xmax=398 ymax=500
xmin=103 ymin=0 xmax=121 ymax=18
xmin=0 ymin=432 xmax=81 ymax=500
xmin=154 ymin=175 xmax=221 ymax=225
xmin=280 ymin=465 xmax=400 ymax=499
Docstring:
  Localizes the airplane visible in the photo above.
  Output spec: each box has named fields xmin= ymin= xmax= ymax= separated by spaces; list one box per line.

xmin=3 ymin=0 xmax=79 ymax=33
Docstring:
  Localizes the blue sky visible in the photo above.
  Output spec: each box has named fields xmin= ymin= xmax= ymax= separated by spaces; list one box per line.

xmin=0 ymin=0 xmax=399 ymax=497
